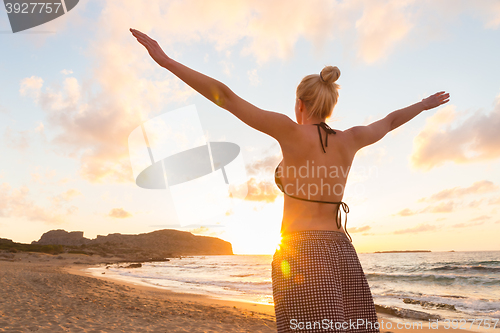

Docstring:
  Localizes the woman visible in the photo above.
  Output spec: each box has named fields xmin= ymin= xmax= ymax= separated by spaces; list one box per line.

xmin=130 ymin=28 xmax=450 ymax=332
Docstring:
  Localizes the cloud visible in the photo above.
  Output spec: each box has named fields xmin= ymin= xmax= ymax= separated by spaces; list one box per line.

xmin=0 ymin=183 xmax=70 ymax=224
xmin=81 ymin=0 xmax=476 ymax=73
xmin=488 ymin=196 xmax=500 ymax=205
xmin=219 ymin=60 xmax=234 ymax=77
xmin=108 ymin=208 xmax=132 ymax=219
xmin=61 ymin=69 xmax=73 ymax=75
xmin=30 ymin=167 xmax=57 ymax=184
xmin=394 ymin=223 xmax=437 ymax=234
xmin=247 ymin=69 xmax=260 ymax=86
xmin=396 ymin=181 xmax=498 ymax=217
xmin=245 ymin=153 xmax=281 ymax=176
xmin=467 ymin=199 xmax=484 ymax=208
xmin=394 ymin=201 xmax=453 ymax=216
xmin=421 ymin=201 xmax=454 ymax=213
xmin=469 ymin=215 xmax=491 ymax=222
xmin=19 ymin=76 xmax=44 ymax=101
xmin=50 ymin=189 xmax=82 ymax=207
xmin=452 ymin=221 xmax=485 ymax=228
xmin=3 ymin=126 xmax=31 ymax=151
xmin=420 ymin=180 xmax=498 ymax=202
xmin=242 ymin=177 xmax=281 ymax=203
xmin=152 ymin=0 xmax=500 ymax=63
xmin=348 ymin=225 xmax=371 ymax=233
xmin=188 ymin=226 xmax=222 ymax=237
xmin=20 ymin=41 xmax=193 ymax=184
xmin=354 ymin=0 xmax=415 ymax=63
xmin=465 ymin=0 xmax=500 ymax=29
xmin=411 ymin=96 xmax=500 ymax=171
xmin=394 ymin=208 xmax=416 ymax=216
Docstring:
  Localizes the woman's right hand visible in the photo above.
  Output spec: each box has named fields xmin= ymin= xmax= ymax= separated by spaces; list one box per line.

xmin=421 ymin=91 xmax=450 ymax=110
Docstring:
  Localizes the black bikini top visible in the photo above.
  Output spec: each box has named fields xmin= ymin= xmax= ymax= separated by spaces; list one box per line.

xmin=275 ymin=122 xmax=352 ymax=242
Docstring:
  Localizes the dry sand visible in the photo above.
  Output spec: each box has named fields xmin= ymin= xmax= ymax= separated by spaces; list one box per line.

xmin=0 ymin=252 xmax=477 ymax=332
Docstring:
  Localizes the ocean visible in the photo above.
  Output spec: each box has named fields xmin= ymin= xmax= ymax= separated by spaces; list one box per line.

xmin=87 ymin=251 xmax=500 ymax=330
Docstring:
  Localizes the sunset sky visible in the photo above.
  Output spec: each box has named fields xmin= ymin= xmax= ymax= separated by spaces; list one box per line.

xmin=1 ymin=0 xmax=500 ymax=254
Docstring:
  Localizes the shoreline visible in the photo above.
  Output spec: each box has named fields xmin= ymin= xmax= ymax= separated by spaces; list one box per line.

xmin=0 ymin=251 xmax=480 ymax=332
xmin=64 ymin=263 xmax=279 ymax=318
xmin=74 ymin=263 xmax=481 ymax=333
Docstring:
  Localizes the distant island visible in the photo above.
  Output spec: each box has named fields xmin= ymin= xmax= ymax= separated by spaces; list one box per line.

xmin=1 ymin=229 xmax=233 ymax=261
xmin=374 ymin=250 xmax=431 ymax=253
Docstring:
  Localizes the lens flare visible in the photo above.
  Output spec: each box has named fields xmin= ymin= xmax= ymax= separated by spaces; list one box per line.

xmin=281 ymin=260 xmax=290 ymax=279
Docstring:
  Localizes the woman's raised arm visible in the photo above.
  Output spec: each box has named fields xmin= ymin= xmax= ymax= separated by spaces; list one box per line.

xmin=130 ymin=28 xmax=298 ymax=143
xmin=345 ymin=91 xmax=450 ymax=151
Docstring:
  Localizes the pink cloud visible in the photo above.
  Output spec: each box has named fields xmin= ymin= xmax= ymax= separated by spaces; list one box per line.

xmin=420 ymin=180 xmax=498 ymax=202
xmin=452 ymin=221 xmax=485 ymax=228
xmin=411 ymin=96 xmax=500 ymax=171
xmin=488 ymin=196 xmax=500 ymax=205
xmin=394 ymin=201 xmax=454 ymax=217
xmin=467 ymin=199 xmax=484 ymax=208
xmin=20 ymin=56 xmax=191 ymax=184
xmin=469 ymin=215 xmax=491 ymax=222
xmin=394 ymin=223 xmax=437 ymax=234
xmin=245 ymin=153 xmax=281 ymax=176
xmin=188 ymin=226 xmax=222 ymax=237
xmin=354 ymin=0 xmax=414 ymax=64
xmin=50 ymin=189 xmax=82 ymax=208
xmin=421 ymin=201 xmax=454 ymax=213
xmin=396 ymin=180 xmax=500 ymax=217
xmin=348 ymin=225 xmax=371 ymax=233
xmin=108 ymin=208 xmax=132 ymax=219
xmin=0 ymin=183 xmax=75 ymax=225
xmin=240 ymin=177 xmax=281 ymax=203
xmin=3 ymin=126 xmax=31 ymax=151
xmin=19 ymin=76 xmax=43 ymax=100
xmin=394 ymin=208 xmax=417 ymax=216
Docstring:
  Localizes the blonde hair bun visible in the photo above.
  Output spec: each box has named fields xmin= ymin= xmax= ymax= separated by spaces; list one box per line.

xmin=296 ymin=66 xmax=341 ymax=120
xmin=320 ymin=66 xmax=341 ymax=84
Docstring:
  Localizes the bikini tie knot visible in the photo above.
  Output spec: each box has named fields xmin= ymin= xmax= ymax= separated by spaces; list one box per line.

xmin=336 ymin=202 xmax=352 ymax=242
xmin=314 ymin=122 xmax=336 ymax=153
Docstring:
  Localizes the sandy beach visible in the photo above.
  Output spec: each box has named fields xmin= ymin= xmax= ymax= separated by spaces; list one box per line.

xmin=0 ymin=251 xmax=478 ymax=333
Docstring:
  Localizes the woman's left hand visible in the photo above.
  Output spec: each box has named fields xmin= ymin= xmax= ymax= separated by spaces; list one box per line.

xmin=130 ymin=28 xmax=170 ymax=68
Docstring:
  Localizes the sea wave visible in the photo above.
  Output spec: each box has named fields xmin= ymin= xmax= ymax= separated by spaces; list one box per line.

xmin=365 ymin=272 xmax=500 ymax=285
xmin=431 ymin=265 xmax=500 ymax=272
xmin=402 ymin=298 xmax=456 ymax=311
xmin=374 ymin=304 xmax=440 ymax=320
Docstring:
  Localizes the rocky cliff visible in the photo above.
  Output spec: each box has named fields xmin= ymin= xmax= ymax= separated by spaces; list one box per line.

xmin=32 ymin=230 xmax=91 ymax=246
xmin=31 ymin=229 xmax=233 ymax=257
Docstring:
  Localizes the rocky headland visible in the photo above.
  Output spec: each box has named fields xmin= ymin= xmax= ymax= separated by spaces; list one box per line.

xmin=1 ymin=229 xmax=232 ymax=264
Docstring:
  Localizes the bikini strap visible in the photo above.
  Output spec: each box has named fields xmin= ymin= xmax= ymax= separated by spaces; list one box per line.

xmin=281 ymin=191 xmax=352 ymax=242
xmin=314 ymin=122 xmax=336 ymax=153
xmin=277 ymin=123 xmax=353 ymax=241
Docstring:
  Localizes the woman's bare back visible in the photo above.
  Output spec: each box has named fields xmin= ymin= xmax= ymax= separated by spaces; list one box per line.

xmin=277 ymin=123 xmax=357 ymax=235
